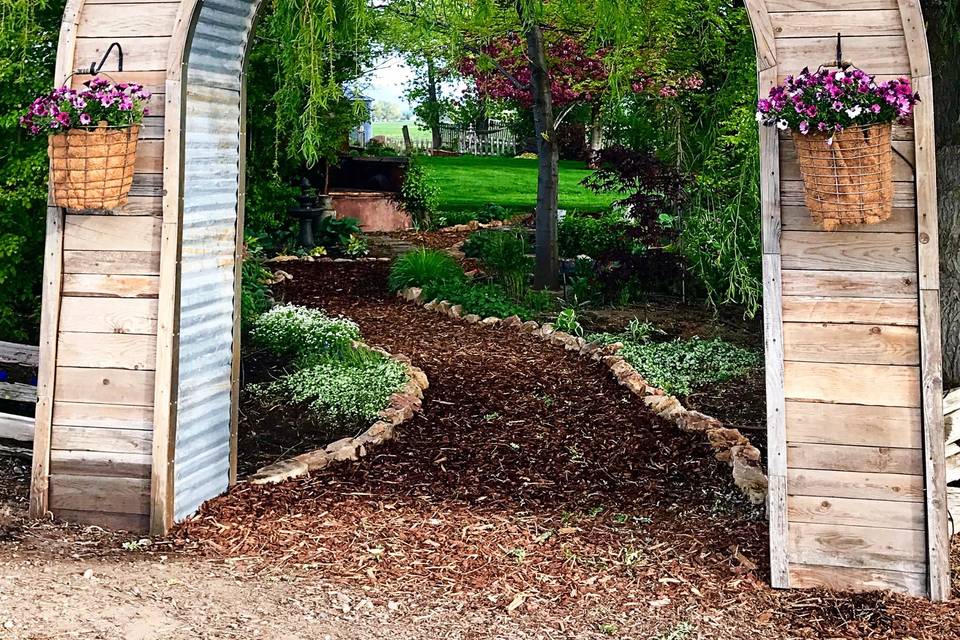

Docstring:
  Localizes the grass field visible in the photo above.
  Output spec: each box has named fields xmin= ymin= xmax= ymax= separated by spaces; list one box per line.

xmin=421 ymin=155 xmax=617 ymax=213
xmin=371 ymin=120 xmax=432 ymax=142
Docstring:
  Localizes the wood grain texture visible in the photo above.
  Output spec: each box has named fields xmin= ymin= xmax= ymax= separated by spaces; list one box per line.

xmin=50 ymin=449 xmax=152 ymax=479
xmin=50 ymin=508 xmax=148 ymax=533
xmin=781 ymin=206 xmax=916 ymax=233
xmin=787 ymin=443 xmax=921 ymax=475
xmin=53 ymin=401 xmax=153 ymax=430
xmin=57 ymin=332 xmax=157 ymax=371
xmin=781 ymin=180 xmax=916 ymax=208
xmin=781 ymin=270 xmax=918 ymax=298
xmin=788 ymin=522 xmax=925 ymax=574
xmin=769 ymin=10 xmax=903 ymax=38
xmin=784 ymin=361 xmax=921 ymax=406
xmin=61 ymin=274 xmax=160 ymax=298
xmin=780 ymin=232 xmax=916 ymax=272
xmin=63 ymin=250 xmax=161 ymax=276
xmin=788 ymin=495 xmax=924 ymax=530
xmin=776 ymin=36 xmax=909 ymax=76
xmin=788 ymin=468 xmax=924 ymax=502
xmin=54 ymin=367 xmax=155 ymax=406
xmin=63 ymin=215 xmax=161 ymax=252
xmin=59 ymin=297 xmax=158 ymax=335
xmin=52 ymin=426 xmax=152 ymax=455
xmin=789 ymin=564 xmax=924 ymax=596
xmin=0 ymin=412 xmax=34 ymax=443
xmin=786 ymin=401 xmax=922 ymax=448
xmin=0 ymin=382 xmax=37 ymax=403
xmin=783 ymin=322 xmax=919 ymax=365
xmin=744 ymin=0 xmax=778 ymax=70
xmin=782 ymin=296 xmax=918 ymax=326
xmin=49 ymin=474 xmax=150 ymax=515
xmin=0 ymin=341 xmax=39 ymax=366
xmin=74 ymin=37 xmax=171 ymax=72
xmin=765 ymin=0 xmax=898 ymax=10
xmin=78 ymin=2 xmax=180 ymax=38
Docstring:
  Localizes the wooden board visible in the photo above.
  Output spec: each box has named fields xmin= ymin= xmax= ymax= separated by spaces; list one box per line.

xmin=776 ymin=36 xmax=910 ymax=76
xmin=73 ymin=37 xmax=171 ymax=73
xmin=788 ymin=468 xmax=924 ymax=502
xmin=54 ymin=367 xmax=155 ymax=406
xmin=78 ymin=2 xmax=180 ymax=38
xmin=788 ymin=522 xmax=925 ymax=573
xmin=0 ymin=341 xmax=39 ymax=366
xmin=769 ymin=10 xmax=903 ymax=38
xmin=781 ymin=206 xmax=916 ymax=233
xmin=782 ymin=322 xmax=919 ymax=365
xmin=787 ymin=443 xmax=921 ymax=475
xmin=63 ymin=250 xmax=161 ymax=276
xmin=765 ymin=0 xmax=898 ymax=10
xmin=781 ymin=296 xmax=918 ymax=326
xmin=788 ymin=495 xmax=924 ymax=530
xmin=53 ymin=401 xmax=153 ymax=430
xmin=57 ymin=332 xmax=157 ymax=371
xmin=780 ymin=232 xmax=916 ymax=272
xmin=50 ymin=450 xmax=152 ymax=479
xmin=63 ymin=215 xmax=161 ymax=252
xmin=61 ymin=274 xmax=160 ymax=298
xmin=781 ymin=270 xmax=918 ymax=299
xmin=786 ymin=401 xmax=922 ymax=448
xmin=789 ymin=564 xmax=924 ymax=596
xmin=781 ymin=180 xmax=916 ymax=208
xmin=48 ymin=474 xmax=150 ymax=514
xmin=52 ymin=426 xmax=151 ymax=455
xmin=0 ymin=412 xmax=34 ymax=443
xmin=59 ymin=297 xmax=158 ymax=335
xmin=0 ymin=382 xmax=37 ymax=403
xmin=784 ymin=361 xmax=921 ymax=406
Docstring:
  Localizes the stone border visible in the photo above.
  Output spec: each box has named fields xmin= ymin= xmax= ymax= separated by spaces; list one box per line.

xmin=397 ymin=287 xmax=769 ymax=505
xmin=247 ymin=349 xmax=429 ymax=485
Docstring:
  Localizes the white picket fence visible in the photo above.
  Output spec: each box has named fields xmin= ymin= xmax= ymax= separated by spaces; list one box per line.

xmin=0 ymin=340 xmax=37 ymax=456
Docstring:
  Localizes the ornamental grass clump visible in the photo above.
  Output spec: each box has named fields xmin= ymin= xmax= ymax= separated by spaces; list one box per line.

xmin=388 ymin=248 xmax=466 ymax=292
xmin=756 ymin=67 xmax=919 ymax=230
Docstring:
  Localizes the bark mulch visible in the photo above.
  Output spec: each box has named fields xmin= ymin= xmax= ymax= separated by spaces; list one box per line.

xmin=173 ymin=261 xmax=960 ymax=639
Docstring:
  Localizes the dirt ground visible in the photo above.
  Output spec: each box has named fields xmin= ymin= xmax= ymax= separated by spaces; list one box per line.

xmin=1 ymin=261 xmax=959 ymax=640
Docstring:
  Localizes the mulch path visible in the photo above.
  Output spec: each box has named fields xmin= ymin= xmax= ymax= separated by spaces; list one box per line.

xmin=369 ymin=229 xmax=473 ymax=252
xmin=172 ymin=261 xmax=960 ymax=639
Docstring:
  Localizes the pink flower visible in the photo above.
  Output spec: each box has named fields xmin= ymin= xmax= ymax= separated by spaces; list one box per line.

xmin=79 ymin=113 xmax=92 ymax=125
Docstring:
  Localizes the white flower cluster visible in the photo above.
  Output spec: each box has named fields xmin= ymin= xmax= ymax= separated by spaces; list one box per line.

xmin=251 ymin=304 xmax=360 ymax=359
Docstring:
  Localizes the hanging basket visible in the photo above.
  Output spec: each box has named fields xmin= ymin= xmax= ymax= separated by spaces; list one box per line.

xmin=792 ymin=123 xmax=894 ymax=231
xmin=48 ymin=123 xmax=139 ymax=210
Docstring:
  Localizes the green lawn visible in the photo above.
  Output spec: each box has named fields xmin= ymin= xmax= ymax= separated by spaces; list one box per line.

xmin=421 ymin=155 xmax=617 ymax=213
xmin=372 ymin=120 xmax=432 ymax=142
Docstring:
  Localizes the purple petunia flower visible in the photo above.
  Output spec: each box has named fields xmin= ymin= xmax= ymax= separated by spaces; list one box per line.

xmin=79 ymin=113 xmax=92 ymax=125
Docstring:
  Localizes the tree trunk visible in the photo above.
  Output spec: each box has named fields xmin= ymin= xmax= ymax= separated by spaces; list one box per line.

xmin=925 ymin=0 xmax=960 ymax=387
xmin=589 ymin=102 xmax=603 ymax=159
xmin=427 ymin=58 xmax=443 ymax=150
xmin=522 ymin=11 xmax=560 ymax=289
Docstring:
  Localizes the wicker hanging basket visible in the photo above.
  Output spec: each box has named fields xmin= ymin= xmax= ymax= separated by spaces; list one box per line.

xmin=48 ymin=123 xmax=139 ymax=210
xmin=792 ymin=123 xmax=894 ymax=231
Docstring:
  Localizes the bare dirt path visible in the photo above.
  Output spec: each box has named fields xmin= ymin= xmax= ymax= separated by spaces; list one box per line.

xmin=1 ymin=261 xmax=958 ymax=639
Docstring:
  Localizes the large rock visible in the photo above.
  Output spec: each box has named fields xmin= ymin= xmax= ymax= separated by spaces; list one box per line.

xmin=250 ymin=458 xmax=309 ymax=485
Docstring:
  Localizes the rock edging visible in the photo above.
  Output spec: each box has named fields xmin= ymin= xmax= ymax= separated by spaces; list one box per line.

xmin=248 ymin=350 xmax=429 ymax=485
xmin=398 ymin=286 xmax=768 ymax=504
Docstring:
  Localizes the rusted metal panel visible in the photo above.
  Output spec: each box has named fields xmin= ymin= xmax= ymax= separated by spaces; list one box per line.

xmin=173 ymin=0 xmax=259 ymax=521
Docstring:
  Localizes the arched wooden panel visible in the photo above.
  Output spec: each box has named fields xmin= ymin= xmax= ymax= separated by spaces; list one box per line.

xmin=32 ymin=0 xmax=948 ymax=601
xmin=746 ymin=0 xmax=948 ymax=600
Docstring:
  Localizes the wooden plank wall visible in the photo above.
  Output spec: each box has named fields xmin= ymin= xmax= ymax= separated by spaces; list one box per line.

xmin=751 ymin=0 xmax=947 ymax=599
xmin=40 ymin=0 xmax=182 ymax=532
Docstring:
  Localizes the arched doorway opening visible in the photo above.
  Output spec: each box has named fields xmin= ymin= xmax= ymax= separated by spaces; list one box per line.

xmin=29 ymin=0 xmax=949 ymax=600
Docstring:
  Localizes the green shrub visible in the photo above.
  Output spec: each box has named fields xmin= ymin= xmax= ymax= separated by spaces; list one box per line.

xmin=476 ymin=203 xmax=510 ymax=223
xmin=251 ymin=304 xmax=361 ymax=363
xmin=315 ymin=216 xmax=364 ymax=255
xmin=473 ymin=230 xmax=531 ymax=300
xmin=388 ymin=248 xmax=465 ymax=292
xmin=592 ymin=335 xmax=761 ymax=396
xmin=558 ymin=210 xmax=638 ymax=259
xmin=258 ymin=353 xmax=407 ymax=427
xmin=554 ymin=308 xmax=584 ymax=337
xmin=240 ymin=238 xmax=273 ymax=331
xmin=400 ymin=156 xmax=440 ymax=229
xmin=422 ymin=280 xmax=532 ymax=320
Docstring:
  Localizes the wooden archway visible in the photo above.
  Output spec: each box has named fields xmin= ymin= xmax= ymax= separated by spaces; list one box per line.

xmin=30 ymin=0 xmax=948 ymax=600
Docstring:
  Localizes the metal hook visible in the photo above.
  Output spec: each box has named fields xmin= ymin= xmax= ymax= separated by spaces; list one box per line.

xmin=87 ymin=42 xmax=123 ymax=75
xmin=836 ymin=32 xmax=843 ymax=68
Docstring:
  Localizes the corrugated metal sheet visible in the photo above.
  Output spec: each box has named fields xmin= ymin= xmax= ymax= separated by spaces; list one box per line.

xmin=174 ymin=0 xmax=260 ymax=521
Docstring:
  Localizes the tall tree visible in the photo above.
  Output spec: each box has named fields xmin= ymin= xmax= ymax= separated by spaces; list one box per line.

xmin=924 ymin=0 xmax=960 ymax=387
